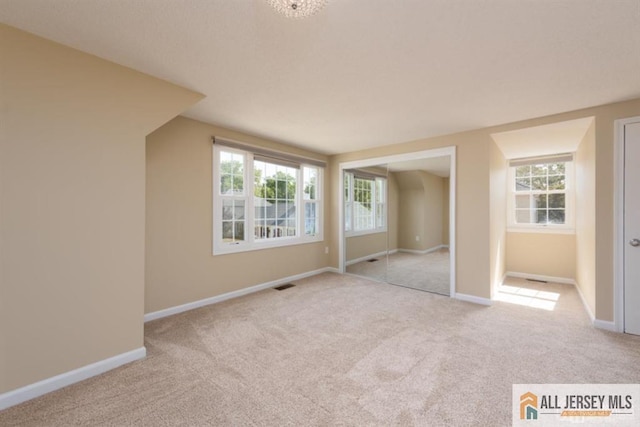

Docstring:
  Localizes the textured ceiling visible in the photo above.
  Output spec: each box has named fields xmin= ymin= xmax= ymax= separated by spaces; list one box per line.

xmin=1 ymin=0 xmax=639 ymax=154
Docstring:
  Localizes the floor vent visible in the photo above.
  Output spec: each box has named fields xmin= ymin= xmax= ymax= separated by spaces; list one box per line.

xmin=274 ymin=283 xmax=296 ymax=291
xmin=526 ymin=278 xmax=548 ymax=283
xmin=367 ymin=259 xmax=379 ymax=263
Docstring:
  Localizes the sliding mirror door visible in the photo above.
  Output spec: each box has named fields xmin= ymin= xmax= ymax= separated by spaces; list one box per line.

xmin=344 ymin=165 xmax=390 ymax=282
xmin=386 ymin=157 xmax=451 ymax=295
xmin=340 ymin=147 xmax=455 ymax=297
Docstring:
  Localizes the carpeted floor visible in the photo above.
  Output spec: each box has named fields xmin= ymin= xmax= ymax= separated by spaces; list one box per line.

xmin=347 ymin=249 xmax=450 ymax=295
xmin=1 ymin=273 xmax=640 ymax=426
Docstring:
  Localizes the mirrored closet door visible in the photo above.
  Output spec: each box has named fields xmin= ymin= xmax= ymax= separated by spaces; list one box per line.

xmin=344 ymin=165 xmax=389 ymax=283
xmin=341 ymin=151 xmax=454 ymax=296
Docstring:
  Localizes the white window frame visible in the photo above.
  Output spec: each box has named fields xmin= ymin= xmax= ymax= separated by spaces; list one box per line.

xmin=213 ymin=145 xmax=323 ymax=255
xmin=344 ymin=172 xmax=387 ymax=237
xmin=507 ymin=155 xmax=575 ymax=234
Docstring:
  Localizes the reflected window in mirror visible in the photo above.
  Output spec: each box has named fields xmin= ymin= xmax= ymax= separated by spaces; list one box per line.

xmin=344 ymin=171 xmax=387 ymax=236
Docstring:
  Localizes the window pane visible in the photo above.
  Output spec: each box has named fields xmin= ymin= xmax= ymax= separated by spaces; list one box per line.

xmin=305 ymin=203 xmax=318 ymax=236
xmin=515 ymin=166 xmax=531 ymax=177
xmin=344 ymin=174 xmax=351 ymax=202
xmin=515 ymin=195 xmax=530 ymax=209
xmin=304 ymin=167 xmax=317 ymax=200
xmin=548 ymin=162 xmax=565 ymax=174
xmin=548 ymin=194 xmax=565 ymax=208
xmin=535 ymin=209 xmax=548 ymax=224
xmin=531 ymin=176 xmax=547 ymax=191
xmin=549 ymin=209 xmax=565 ymax=224
xmin=254 ymin=159 xmax=297 ymax=240
xmin=222 ymin=200 xmax=244 ymax=220
xmin=534 ymin=194 xmax=547 ymax=209
xmin=516 ymin=210 xmax=531 ymax=223
xmin=222 ymin=199 xmax=234 ymax=220
xmin=234 ymin=222 xmax=244 ymax=241
xmin=222 ymin=221 xmax=233 ymax=241
xmin=376 ymin=203 xmax=385 ymax=228
xmin=220 ymin=151 xmax=244 ymax=195
xmin=548 ymin=175 xmax=565 ymax=190
xmin=516 ymin=178 xmax=530 ymax=191
xmin=531 ymin=164 xmax=548 ymax=176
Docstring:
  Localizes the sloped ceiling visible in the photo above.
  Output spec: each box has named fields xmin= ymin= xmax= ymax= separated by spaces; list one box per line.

xmin=1 ymin=0 xmax=639 ymax=154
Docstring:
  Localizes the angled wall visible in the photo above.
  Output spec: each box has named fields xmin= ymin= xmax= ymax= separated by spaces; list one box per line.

xmin=0 ymin=24 xmax=202 ymax=395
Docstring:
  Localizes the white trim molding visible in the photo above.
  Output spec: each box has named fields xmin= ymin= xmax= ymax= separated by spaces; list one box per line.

xmin=144 ymin=267 xmax=335 ymax=322
xmin=0 ymin=347 xmax=146 ymax=411
xmin=593 ymin=319 xmax=618 ymax=332
xmin=573 ymin=279 xmax=596 ymax=323
xmin=454 ymin=293 xmax=493 ymax=306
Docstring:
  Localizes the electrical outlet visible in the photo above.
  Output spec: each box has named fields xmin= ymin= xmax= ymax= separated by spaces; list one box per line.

xmin=325 ymin=246 xmax=329 ymax=254
xmin=415 ymin=235 xmax=420 ymax=242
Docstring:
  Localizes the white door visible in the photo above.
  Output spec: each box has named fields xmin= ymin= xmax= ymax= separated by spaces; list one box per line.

xmin=624 ymin=121 xmax=640 ymax=335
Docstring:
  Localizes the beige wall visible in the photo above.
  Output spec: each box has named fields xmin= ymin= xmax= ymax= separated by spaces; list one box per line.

xmin=0 ymin=24 xmax=201 ymax=394
xmin=395 ymin=170 xmax=445 ymax=251
xmin=489 ymin=142 xmax=507 ymax=296
xmin=398 ymin=187 xmax=425 ymax=250
xmin=506 ymin=232 xmax=576 ymax=279
xmin=575 ymin=120 xmax=597 ymax=314
xmin=145 ymin=116 xmax=330 ymax=314
xmin=346 ymin=233 xmax=388 ymax=262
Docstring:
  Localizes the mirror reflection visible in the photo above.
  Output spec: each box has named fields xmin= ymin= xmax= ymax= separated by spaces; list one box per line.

xmin=344 ymin=157 xmax=451 ymax=296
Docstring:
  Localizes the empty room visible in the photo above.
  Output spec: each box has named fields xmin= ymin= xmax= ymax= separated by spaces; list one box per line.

xmin=1 ymin=1 xmax=640 ymax=425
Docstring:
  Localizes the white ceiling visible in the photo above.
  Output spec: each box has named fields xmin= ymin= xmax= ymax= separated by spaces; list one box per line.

xmin=1 ymin=1 xmax=639 ymax=155
xmin=491 ymin=116 xmax=594 ymax=159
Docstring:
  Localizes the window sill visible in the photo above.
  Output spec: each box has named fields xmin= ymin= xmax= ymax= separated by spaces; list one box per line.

xmin=507 ymin=227 xmax=575 ymax=235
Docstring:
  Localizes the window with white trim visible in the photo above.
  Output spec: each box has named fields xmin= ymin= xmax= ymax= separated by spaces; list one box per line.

xmin=213 ymin=138 xmax=323 ymax=254
xmin=507 ymin=154 xmax=574 ymax=231
xmin=344 ymin=170 xmax=387 ymax=236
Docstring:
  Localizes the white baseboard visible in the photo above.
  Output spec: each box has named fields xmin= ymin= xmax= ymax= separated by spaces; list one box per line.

xmin=505 ymin=271 xmax=576 ymax=285
xmin=0 ymin=347 xmax=145 ymax=411
xmin=144 ymin=267 xmax=335 ymax=322
xmin=454 ymin=293 xmax=493 ymax=306
xmin=573 ymin=281 xmax=595 ymax=323
xmin=398 ymin=244 xmax=447 ymax=255
xmin=593 ymin=319 xmax=618 ymax=332
xmin=345 ymin=250 xmax=393 ymax=266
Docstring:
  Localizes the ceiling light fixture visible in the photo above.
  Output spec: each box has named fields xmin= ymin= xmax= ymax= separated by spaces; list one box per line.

xmin=265 ymin=0 xmax=328 ymax=19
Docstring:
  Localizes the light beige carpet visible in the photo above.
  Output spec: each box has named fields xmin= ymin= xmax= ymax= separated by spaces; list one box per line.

xmin=347 ymin=249 xmax=450 ymax=295
xmin=2 ymin=274 xmax=640 ymax=426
